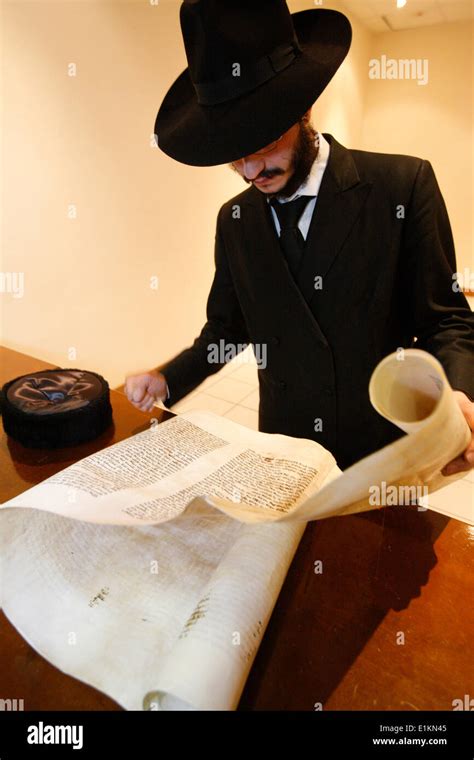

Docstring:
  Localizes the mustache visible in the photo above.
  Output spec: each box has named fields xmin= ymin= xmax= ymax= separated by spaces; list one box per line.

xmin=243 ymin=168 xmax=285 ymax=183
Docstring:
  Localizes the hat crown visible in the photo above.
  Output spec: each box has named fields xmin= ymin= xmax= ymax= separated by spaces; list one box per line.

xmin=180 ymin=0 xmax=301 ymax=104
xmin=155 ymin=4 xmax=352 ymax=165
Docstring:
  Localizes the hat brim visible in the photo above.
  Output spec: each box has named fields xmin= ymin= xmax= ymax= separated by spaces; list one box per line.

xmin=154 ymin=9 xmax=352 ymax=167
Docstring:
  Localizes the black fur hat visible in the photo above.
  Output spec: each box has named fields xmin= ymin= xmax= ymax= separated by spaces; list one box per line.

xmin=1 ymin=369 xmax=113 ymax=448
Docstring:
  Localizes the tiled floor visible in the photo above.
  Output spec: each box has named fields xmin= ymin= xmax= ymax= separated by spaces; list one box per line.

xmin=166 ymin=345 xmax=260 ymax=429
xmin=159 ymin=346 xmax=473 ymax=522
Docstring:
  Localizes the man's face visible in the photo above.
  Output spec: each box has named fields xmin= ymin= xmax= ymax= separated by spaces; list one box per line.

xmin=230 ymin=117 xmax=318 ymax=199
xmin=231 ymin=122 xmax=300 ymax=195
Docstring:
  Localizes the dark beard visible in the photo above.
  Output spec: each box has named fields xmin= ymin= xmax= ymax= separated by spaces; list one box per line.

xmin=270 ymin=121 xmax=319 ymax=199
xmin=228 ymin=121 xmax=319 ymax=196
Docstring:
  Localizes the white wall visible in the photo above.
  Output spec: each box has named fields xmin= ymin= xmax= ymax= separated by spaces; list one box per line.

xmin=360 ymin=18 xmax=473 ymax=274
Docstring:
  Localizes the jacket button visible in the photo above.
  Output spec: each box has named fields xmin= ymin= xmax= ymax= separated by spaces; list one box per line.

xmin=279 ymin=380 xmax=287 ymax=390
xmin=324 ymin=386 xmax=334 ymax=396
xmin=270 ymin=336 xmax=280 ymax=346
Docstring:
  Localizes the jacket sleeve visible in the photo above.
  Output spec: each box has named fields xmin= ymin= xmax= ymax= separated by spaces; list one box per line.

xmin=158 ymin=207 xmax=250 ymax=408
xmin=402 ymin=159 xmax=474 ymax=399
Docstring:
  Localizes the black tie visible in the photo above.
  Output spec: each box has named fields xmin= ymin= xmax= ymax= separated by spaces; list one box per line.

xmin=270 ymin=195 xmax=315 ymax=278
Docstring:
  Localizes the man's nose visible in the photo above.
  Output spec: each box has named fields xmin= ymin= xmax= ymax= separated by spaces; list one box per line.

xmin=240 ymin=155 xmax=265 ymax=180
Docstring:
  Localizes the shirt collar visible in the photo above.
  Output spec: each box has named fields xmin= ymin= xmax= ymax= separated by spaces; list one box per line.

xmin=266 ymin=132 xmax=330 ymax=204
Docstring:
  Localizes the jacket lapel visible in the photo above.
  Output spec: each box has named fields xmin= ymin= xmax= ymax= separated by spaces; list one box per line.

xmin=241 ymin=182 xmax=330 ymax=346
xmin=239 ymin=133 xmax=373 ymax=344
xmin=296 ymin=133 xmax=373 ymax=306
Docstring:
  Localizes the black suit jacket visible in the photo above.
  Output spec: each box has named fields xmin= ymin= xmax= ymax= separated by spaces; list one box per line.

xmin=160 ymin=134 xmax=474 ymax=469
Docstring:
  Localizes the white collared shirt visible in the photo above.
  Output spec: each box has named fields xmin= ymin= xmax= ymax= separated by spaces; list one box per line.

xmin=267 ymin=132 xmax=330 ymax=240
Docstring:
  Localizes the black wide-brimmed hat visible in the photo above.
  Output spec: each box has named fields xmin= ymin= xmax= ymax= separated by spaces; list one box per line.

xmin=154 ymin=0 xmax=352 ymax=167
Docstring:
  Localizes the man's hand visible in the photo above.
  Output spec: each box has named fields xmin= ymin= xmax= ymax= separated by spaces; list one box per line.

xmin=441 ymin=390 xmax=474 ymax=476
xmin=124 ymin=369 xmax=168 ymax=413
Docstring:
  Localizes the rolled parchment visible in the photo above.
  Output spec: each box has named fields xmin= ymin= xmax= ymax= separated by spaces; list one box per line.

xmin=272 ymin=348 xmax=472 ymax=524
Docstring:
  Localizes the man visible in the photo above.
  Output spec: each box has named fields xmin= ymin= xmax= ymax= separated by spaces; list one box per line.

xmin=125 ymin=0 xmax=474 ymax=475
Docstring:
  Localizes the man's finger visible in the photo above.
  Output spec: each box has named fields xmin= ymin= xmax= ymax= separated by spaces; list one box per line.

xmin=442 ymin=456 xmax=472 ymax=476
xmin=137 ymin=393 xmax=156 ymax=412
xmin=133 ymin=385 xmax=146 ymax=403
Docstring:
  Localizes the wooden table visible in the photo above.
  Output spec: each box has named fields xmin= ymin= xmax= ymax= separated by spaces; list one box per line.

xmin=0 ymin=346 xmax=472 ymax=711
